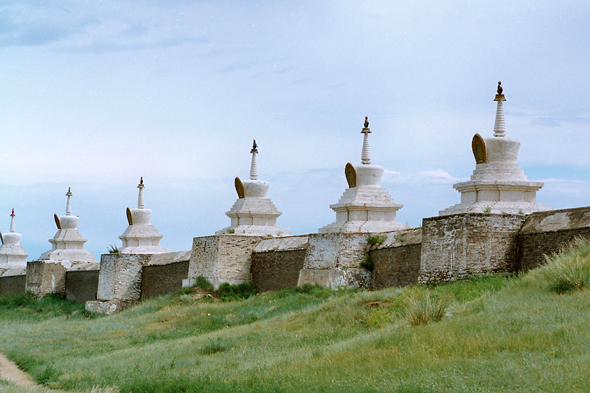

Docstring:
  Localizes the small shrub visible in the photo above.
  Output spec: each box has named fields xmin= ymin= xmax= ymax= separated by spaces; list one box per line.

xmin=396 ymin=235 xmax=405 ymax=243
xmin=360 ymin=254 xmax=374 ymax=271
xmin=483 ymin=207 xmax=492 ymax=213
xmin=227 ymin=228 xmax=235 ymax=234
xmin=405 ymin=291 xmax=450 ymax=326
xmin=195 ymin=276 xmax=214 ymax=292
xmin=216 ymin=282 xmax=258 ymax=301
xmin=367 ymin=234 xmax=385 ymax=245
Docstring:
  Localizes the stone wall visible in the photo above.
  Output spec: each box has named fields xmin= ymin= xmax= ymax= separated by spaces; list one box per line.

xmin=419 ymin=213 xmax=526 ymax=283
xmin=251 ymin=236 xmax=308 ymax=291
xmin=66 ymin=270 xmax=99 ymax=303
xmin=0 ymin=269 xmax=26 ymax=296
xmin=517 ymin=207 xmax=590 ymax=271
xmin=141 ymin=251 xmax=191 ymax=299
xmin=370 ymin=228 xmax=422 ymax=289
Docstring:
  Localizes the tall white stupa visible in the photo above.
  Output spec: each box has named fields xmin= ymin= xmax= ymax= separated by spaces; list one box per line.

xmin=319 ymin=117 xmax=407 ymax=233
xmin=440 ymin=82 xmax=553 ymax=215
xmin=0 ymin=209 xmax=28 ymax=268
xmin=39 ymin=188 xmax=97 ymax=262
xmin=119 ymin=177 xmax=170 ymax=254
xmin=216 ymin=140 xmax=291 ymax=237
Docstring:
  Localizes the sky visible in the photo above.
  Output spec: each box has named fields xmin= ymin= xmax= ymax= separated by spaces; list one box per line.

xmin=1 ymin=1 xmax=590 ymax=259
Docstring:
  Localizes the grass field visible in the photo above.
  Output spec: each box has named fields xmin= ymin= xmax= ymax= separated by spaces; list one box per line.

xmin=1 ymin=241 xmax=590 ymax=392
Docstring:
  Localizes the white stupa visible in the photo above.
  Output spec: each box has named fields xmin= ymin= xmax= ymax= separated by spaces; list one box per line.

xmin=216 ymin=140 xmax=292 ymax=237
xmin=0 ymin=209 xmax=28 ymax=268
xmin=440 ymin=82 xmax=552 ymax=215
xmin=319 ymin=117 xmax=407 ymax=233
xmin=119 ymin=177 xmax=170 ymax=254
xmin=39 ymin=188 xmax=97 ymax=262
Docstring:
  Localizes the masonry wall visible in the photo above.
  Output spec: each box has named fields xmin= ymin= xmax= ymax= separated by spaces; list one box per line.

xmin=370 ymin=228 xmax=422 ymax=289
xmin=251 ymin=250 xmax=306 ymax=291
xmin=66 ymin=270 xmax=99 ymax=303
xmin=250 ymin=236 xmax=308 ymax=292
xmin=141 ymin=261 xmax=189 ymax=300
xmin=419 ymin=213 xmax=526 ymax=283
xmin=517 ymin=207 xmax=590 ymax=271
xmin=0 ymin=275 xmax=26 ymax=296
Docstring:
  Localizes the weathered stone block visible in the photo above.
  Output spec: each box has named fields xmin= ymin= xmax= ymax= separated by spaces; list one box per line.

xmin=419 ymin=213 xmax=526 ymax=283
xmin=25 ymin=260 xmax=70 ymax=297
xmin=187 ymin=235 xmax=263 ymax=288
xmin=298 ymin=232 xmax=389 ymax=289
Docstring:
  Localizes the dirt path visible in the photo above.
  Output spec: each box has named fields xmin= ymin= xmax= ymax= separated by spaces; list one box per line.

xmin=0 ymin=353 xmax=38 ymax=388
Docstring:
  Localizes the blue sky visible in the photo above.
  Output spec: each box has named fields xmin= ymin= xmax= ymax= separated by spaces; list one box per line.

xmin=1 ymin=1 xmax=590 ymax=259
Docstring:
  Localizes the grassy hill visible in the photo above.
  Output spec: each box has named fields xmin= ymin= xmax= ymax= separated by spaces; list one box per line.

xmin=1 ymin=240 xmax=590 ymax=393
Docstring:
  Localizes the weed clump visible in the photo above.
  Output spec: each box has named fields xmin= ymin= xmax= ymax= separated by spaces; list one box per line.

xmin=200 ymin=338 xmax=231 ymax=355
xmin=528 ymin=237 xmax=590 ymax=294
xmin=405 ymin=291 xmax=450 ymax=326
xmin=367 ymin=234 xmax=385 ymax=245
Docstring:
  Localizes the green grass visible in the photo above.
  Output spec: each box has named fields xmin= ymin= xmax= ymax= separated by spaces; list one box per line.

xmin=2 ymin=243 xmax=590 ymax=392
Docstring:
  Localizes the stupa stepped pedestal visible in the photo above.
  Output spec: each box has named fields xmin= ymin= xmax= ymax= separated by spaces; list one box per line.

xmin=0 ymin=209 xmax=28 ymax=269
xmin=440 ymin=83 xmax=552 ymax=216
xmin=421 ymin=83 xmax=554 ymax=284
xmin=27 ymin=189 xmax=98 ymax=298
xmin=188 ymin=141 xmax=292 ymax=290
xmin=119 ymin=178 xmax=170 ymax=254
xmin=300 ymin=118 xmax=408 ymax=289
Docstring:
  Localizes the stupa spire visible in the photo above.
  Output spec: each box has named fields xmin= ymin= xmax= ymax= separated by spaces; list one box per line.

xmin=137 ymin=177 xmax=145 ymax=209
xmin=65 ymin=187 xmax=73 ymax=216
xmin=361 ymin=116 xmax=372 ymax=165
xmin=249 ymin=140 xmax=258 ymax=180
xmin=493 ymin=81 xmax=507 ymax=137
xmin=9 ymin=208 xmax=15 ymax=233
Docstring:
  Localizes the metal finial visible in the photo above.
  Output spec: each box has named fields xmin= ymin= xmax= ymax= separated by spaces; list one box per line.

xmin=497 ymin=81 xmax=503 ymax=94
xmin=10 ymin=208 xmax=14 ymax=217
xmin=251 ymin=139 xmax=258 ymax=154
xmin=138 ymin=177 xmax=144 ymax=188
xmin=66 ymin=187 xmax=72 ymax=197
xmin=364 ymin=116 xmax=369 ymax=128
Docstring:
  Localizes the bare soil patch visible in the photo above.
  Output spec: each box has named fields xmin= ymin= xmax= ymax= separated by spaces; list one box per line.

xmin=0 ymin=353 xmax=38 ymax=388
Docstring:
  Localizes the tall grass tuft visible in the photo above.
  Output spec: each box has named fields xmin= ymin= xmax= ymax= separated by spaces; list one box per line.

xmin=405 ymin=291 xmax=450 ymax=326
xmin=528 ymin=237 xmax=590 ymax=294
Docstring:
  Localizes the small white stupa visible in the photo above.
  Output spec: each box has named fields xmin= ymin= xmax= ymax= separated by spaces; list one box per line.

xmin=39 ymin=188 xmax=97 ymax=262
xmin=319 ymin=117 xmax=407 ymax=233
xmin=0 ymin=209 xmax=28 ymax=268
xmin=216 ymin=140 xmax=292 ymax=237
xmin=119 ymin=177 xmax=170 ymax=254
xmin=440 ymin=82 xmax=553 ymax=215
